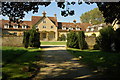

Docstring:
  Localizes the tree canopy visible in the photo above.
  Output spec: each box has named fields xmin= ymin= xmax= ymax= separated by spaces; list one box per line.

xmin=1 ymin=1 xmax=120 ymax=24
xmin=80 ymin=8 xmax=105 ymax=25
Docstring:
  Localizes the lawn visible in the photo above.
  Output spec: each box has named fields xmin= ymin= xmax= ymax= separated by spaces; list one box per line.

xmin=41 ymin=41 xmax=66 ymax=45
xmin=2 ymin=46 xmax=42 ymax=80
xmin=67 ymin=48 xmax=120 ymax=78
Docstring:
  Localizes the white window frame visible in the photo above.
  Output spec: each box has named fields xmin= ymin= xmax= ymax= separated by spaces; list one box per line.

xmin=43 ymin=26 xmax=46 ymax=28
xmin=62 ymin=26 xmax=66 ymax=30
xmin=13 ymin=25 xmax=18 ymax=29
xmin=22 ymin=25 xmax=27 ymax=29
xmin=76 ymin=27 xmax=80 ymax=30
xmin=4 ymin=24 xmax=9 ymax=28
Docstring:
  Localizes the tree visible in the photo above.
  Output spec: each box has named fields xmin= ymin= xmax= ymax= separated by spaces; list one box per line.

xmin=80 ymin=8 xmax=105 ymax=25
xmin=77 ymin=31 xmax=88 ymax=50
xmin=1 ymin=1 xmax=120 ymax=24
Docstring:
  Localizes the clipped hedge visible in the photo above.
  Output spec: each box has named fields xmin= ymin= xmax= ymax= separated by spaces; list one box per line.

xmin=23 ymin=28 xmax=40 ymax=48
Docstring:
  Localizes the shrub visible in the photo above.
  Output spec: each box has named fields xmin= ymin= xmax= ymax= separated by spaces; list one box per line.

xmin=23 ymin=28 xmax=40 ymax=48
xmin=77 ymin=31 xmax=88 ymax=50
xmin=95 ymin=26 xmax=115 ymax=52
xmin=58 ymin=34 xmax=66 ymax=41
xmin=67 ymin=31 xmax=79 ymax=48
xmin=23 ymin=31 xmax=30 ymax=48
xmin=114 ymin=28 xmax=120 ymax=52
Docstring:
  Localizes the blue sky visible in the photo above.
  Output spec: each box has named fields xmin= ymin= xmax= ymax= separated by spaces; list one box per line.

xmin=1 ymin=2 xmax=98 ymax=23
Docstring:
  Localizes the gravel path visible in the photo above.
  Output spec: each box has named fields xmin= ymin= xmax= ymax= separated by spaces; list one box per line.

xmin=32 ymin=46 xmax=97 ymax=80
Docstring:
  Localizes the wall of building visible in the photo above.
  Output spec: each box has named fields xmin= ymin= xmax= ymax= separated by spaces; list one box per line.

xmin=85 ymin=37 xmax=96 ymax=49
xmin=2 ymin=37 xmax=23 ymax=47
xmin=85 ymin=32 xmax=100 ymax=37
xmin=37 ymin=17 xmax=58 ymax=40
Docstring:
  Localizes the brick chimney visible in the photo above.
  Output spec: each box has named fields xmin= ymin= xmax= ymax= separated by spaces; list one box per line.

xmin=42 ymin=11 xmax=46 ymax=17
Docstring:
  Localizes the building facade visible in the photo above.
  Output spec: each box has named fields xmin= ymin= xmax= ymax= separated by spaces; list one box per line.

xmin=1 ymin=12 xmax=92 ymax=41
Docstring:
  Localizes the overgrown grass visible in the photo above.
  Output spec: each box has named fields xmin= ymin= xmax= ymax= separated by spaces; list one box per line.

xmin=67 ymin=48 xmax=120 ymax=78
xmin=2 ymin=46 xmax=42 ymax=80
xmin=41 ymin=41 xmax=66 ymax=45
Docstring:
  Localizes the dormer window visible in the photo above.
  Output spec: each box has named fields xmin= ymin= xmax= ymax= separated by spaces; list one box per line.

xmin=76 ymin=27 xmax=80 ymax=30
xmin=62 ymin=26 xmax=66 ymax=30
xmin=22 ymin=25 xmax=27 ymax=29
xmin=4 ymin=24 xmax=9 ymax=28
xmin=13 ymin=24 xmax=18 ymax=28
xmin=69 ymin=27 xmax=73 ymax=30
xmin=43 ymin=20 xmax=46 ymax=23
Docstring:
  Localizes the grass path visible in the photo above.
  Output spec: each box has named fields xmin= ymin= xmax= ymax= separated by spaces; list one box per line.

xmin=32 ymin=46 xmax=98 ymax=80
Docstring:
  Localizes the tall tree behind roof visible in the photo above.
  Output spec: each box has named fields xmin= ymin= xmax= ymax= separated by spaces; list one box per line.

xmin=80 ymin=8 xmax=105 ymax=25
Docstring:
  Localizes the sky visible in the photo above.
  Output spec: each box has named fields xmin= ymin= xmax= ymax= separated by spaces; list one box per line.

xmin=1 ymin=2 xmax=98 ymax=23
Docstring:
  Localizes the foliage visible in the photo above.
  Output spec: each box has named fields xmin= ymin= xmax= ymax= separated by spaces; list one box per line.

xmin=80 ymin=8 xmax=105 ymax=25
xmin=95 ymin=27 xmax=120 ymax=52
xmin=77 ymin=31 xmax=88 ymax=50
xmin=29 ymin=29 xmax=40 ymax=48
xmin=1 ymin=1 xmax=120 ymax=23
xmin=23 ymin=28 xmax=40 ymax=48
xmin=68 ymin=48 xmax=120 ymax=78
xmin=23 ymin=31 xmax=30 ymax=48
xmin=2 ymin=46 xmax=42 ymax=80
xmin=97 ymin=2 xmax=120 ymax=23
xmin=58 ymin=34 xmax=66 ymax=41
xmin=114 ymin=28 xmax=120 ymax=52
xmin=67 ymin=31 xmax=79 ymax=48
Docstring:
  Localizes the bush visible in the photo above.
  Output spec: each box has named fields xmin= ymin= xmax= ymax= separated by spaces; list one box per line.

xmin=23 ymin=28 xmax=40 ymax=48
xmin=23 ymin=31 xmax=30 ymax=48
xmin=77 ymin=31 xmax=88 ymax=50
xmin=58 ymin=34 xmax=66 ymax=41
xmin=67 ymin=31 xmax=79 ymax=48
xmin=114 ymin=28 xmax=120 ymax=52
xmin=95 ymin=26 xmax=115 ymax=52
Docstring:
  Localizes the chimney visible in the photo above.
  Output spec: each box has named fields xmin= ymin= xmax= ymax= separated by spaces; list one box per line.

xmin=54 ymin=14 xmax=57 ymax=17
xmin=73 ymin=19 xmax=76 ymax=23
xmin=42 ymin=11 xmax=46 ymax=17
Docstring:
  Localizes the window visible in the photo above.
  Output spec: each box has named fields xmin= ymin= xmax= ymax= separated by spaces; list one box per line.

xmin=35 ymin=25 xmax=38 ymax=29
xmin=43 ymin=20 xmax=46 ymax=23
xmin=76 ymin=27 xmax=80 ymax=30
xmin=43 ymin=26 xmax=46 ymax=28
xmin=62 ymin=26 xmax=66 ymax=30
xmin=51 ymin=26 xmax=53 ymax=29
xmin=4 ymin=24 xmax=9 ymax=28
xmin=13 ymin=25 xmax=18 ymax=28
xmin=22 ymin=25 xmax=26 ymax=29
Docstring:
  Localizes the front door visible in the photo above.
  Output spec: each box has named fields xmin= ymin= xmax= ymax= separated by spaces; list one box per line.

xmin=42 ymin=33 xmax=46 ymax=40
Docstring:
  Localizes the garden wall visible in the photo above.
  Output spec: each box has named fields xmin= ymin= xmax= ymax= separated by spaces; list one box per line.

xmin=2 ymin=37 xmax=23 ymax=47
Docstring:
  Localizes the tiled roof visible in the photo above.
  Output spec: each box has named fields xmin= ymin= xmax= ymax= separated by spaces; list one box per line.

xmin=32 ymin=16 xmax=58 ymax=26
xmin=58 ymin=22 xmax=92 ymax=31
xmin=0 ymin=20 xmax=32 ymax=29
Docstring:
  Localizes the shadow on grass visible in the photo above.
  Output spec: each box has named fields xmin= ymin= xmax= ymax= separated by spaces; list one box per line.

xmin=67 ymin=49 xmax=120 ymax=80
xmin=2 ymin=48 xmax=42 ymax=80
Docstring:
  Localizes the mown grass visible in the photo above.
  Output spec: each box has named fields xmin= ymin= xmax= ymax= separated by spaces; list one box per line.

xmin=41 ymin=41 xmax=66 ymax=45
xmin=2 ymin=46 xmax=42 ymax=80
xmin=67 ymin=48 xmax=120 ymax=78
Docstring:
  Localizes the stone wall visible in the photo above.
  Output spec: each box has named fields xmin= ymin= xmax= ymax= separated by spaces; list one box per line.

xmin=2 ymin=37 xmax=23 ymax=47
